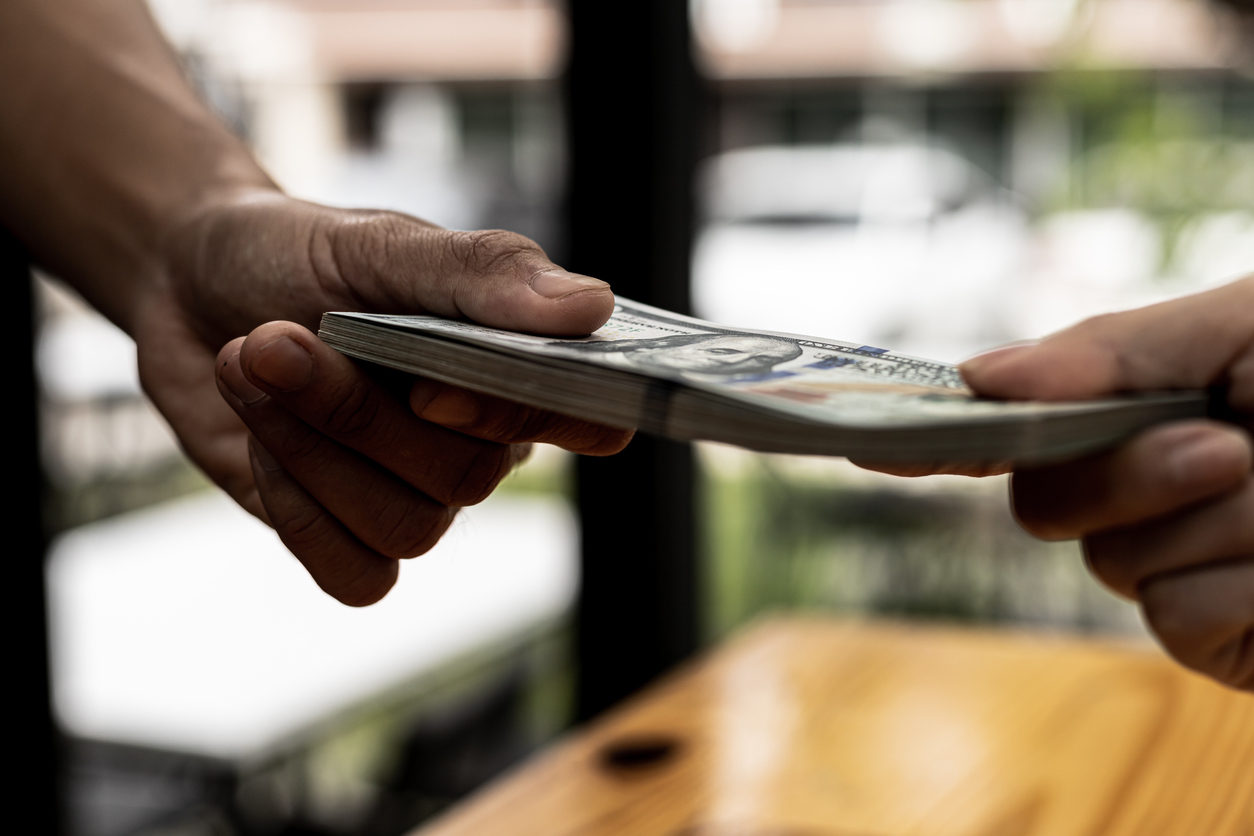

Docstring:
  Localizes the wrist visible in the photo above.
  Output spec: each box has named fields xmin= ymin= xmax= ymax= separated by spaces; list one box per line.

xmin=101 ymin=180 xmax=281 ymax=339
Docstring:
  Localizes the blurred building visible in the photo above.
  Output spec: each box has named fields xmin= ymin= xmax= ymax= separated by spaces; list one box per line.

xmin=153 ymin=0 xmax=1252 ymax=197
xmin=137 ymin=0 xmax=1254 ymax=357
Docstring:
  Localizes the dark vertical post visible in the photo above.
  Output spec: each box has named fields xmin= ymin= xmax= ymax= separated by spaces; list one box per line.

xmin=4 ymin=231 xmax=63 ymax=832
xmin=561 ymin=1 xmax=703 ymax=721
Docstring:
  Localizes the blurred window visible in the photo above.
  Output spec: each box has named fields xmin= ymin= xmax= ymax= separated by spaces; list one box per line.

xmin=689 ymin=0 xmax=1254 ymax=643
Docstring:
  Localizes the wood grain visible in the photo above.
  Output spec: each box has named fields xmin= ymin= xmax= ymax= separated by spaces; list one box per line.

xmin=413 ymin=616 xmax=1254 ymax=836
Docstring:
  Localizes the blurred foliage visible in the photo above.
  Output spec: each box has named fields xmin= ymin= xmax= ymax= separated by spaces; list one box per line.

xmin=1079 ymin=139 xmax=1254 ymax=213
xmin=699 ymin=448 xmax=1144 ymax=644
xmin=1032 ymin=66 xmax=1254 ymax=269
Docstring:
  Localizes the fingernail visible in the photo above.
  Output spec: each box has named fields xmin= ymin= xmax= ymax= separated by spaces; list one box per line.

xmin=530 ymin=269 xmax=610 ymax=299
xmin=221 ymin=351 xmax=267 ymax=404
xmin=416 ymin=387 xmax=481 ymax=428
xmin=250 ymin=336 xmax=314 ymax=392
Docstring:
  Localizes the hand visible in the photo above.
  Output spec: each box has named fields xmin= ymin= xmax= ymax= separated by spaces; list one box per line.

xmin=959 ymin=276 xmax=1254 ymax=690
xmin=134 ymin=190 xmax=633 ymax=605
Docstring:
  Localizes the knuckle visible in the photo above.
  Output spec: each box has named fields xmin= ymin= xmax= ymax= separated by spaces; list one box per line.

xmin=1139 ymin=581 xmax=1202 ymax=653
xmin=446 ymin=228 xmax=540 ymax=276
xmin=374 ymin=498 xmax=455 ymax=559
xmin=479 ymin=404 xmax=632 ymax=456
xmin=1081 ymin=538 xmax=1135 ymax=597
xmin=1009 ymin=474 xmax=1078 ymax=541
xmin=322 ymin=382 xmax=382 ymax=439
xmin=558 ymin=423 xmax=635 ymax=455
xmin=508 ymin=407 xmax=561 ymax=443
xmin=589 ymin=428 xmax=636 ymax=455
xmin=1140 ymin=569 xmax=1254 ymax=690
xmin=473 ymin=405 xmax=552 ymax=446
xmin=275 ymin=502 xmax=334 ymax=555
xmin=321 ymin=210 xmax=414 ymax=305
xmin=317 ymin=214 xmax=374 ymax=302
xmin=276 ymin=426 xmax=330 ymax=464
xmin=307 ymin=215 xmax=345 ymax=291
xmin=446 ymin=444 xmax=514 ymax=506
xmin=1009 ymin=502 xmax=1068 ymax=541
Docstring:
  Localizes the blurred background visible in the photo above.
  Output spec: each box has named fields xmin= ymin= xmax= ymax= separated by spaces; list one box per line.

xmin=36 ymin=1 xmax=1254 ymax=834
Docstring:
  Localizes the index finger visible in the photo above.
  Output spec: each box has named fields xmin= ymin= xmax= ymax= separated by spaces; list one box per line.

xmin=408 ymin=378 xmax=635 ymax=456
xmin=960 ymin=275 xmax=1254 ymax=407
xmin=233 ymin=320 xmax=520 ymax=506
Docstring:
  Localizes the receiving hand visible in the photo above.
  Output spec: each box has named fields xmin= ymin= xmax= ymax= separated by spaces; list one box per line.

xmin=135 ymin=190 xmax=632 ymax=604
xmin=960 ymin=276 xmax=1254 ymax=690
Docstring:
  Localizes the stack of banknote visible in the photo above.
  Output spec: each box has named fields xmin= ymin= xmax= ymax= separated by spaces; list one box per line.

xmin=318 ymin=298 xmax=1208 ymax=465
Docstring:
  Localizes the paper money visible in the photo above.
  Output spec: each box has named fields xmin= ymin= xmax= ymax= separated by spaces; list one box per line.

xmin=318 ymin=298 xmax=1209 ymax=465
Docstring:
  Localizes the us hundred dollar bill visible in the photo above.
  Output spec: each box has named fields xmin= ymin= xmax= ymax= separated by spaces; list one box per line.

xmin=319 ymin=298 xmax=1209 ymax=464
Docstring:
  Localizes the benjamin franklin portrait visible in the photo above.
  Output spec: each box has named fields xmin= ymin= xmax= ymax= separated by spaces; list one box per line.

xmin=559 ymin=333 xmax=804 ymax=379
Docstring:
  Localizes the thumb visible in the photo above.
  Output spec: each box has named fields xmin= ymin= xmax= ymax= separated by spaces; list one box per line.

xmin=333 ymin=215 xmax=614 ymax=336
xmin=960 ymin=277 xmax=1254 ymax=406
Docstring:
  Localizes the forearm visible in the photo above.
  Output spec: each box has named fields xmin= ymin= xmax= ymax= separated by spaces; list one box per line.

xmin=0 ymin=0 xmax=276 ymax=333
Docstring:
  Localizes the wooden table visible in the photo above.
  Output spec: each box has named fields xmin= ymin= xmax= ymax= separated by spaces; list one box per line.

xmin=414 ymin=615 xmax=1254 ymax=835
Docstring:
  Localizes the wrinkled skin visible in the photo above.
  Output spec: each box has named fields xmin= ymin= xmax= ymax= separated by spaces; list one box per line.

xmin=140 ymin=192 xmax=632 ymax=605
xmin=0 ymin=0 xmax=632 ymax=607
